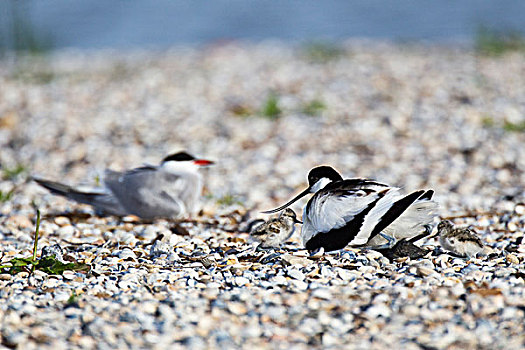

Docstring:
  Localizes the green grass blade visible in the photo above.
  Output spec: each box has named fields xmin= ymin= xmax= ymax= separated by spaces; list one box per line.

xmin=32 ymin=209 xmax=41 ymax=262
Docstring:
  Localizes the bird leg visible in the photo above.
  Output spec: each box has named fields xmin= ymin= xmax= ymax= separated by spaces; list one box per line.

xmin=408 ymin=224 xmax=435 ymax=243
xmin=369 ymin=232 xmax=397 ymax=250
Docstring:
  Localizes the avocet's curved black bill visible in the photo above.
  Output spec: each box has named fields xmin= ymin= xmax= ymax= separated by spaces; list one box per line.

xmin=261 ymin=187 xmax=311 ymax=214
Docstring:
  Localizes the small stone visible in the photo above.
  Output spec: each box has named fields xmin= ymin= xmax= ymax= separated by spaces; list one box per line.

xmin=416 ymin=266 xmax=435 ymax=277
xmin=281 ymin=254 xmax=311 ymax=267
xmin=287 ymin=269 xmax=305 ymax=281
xmin=6 ymin=215 xmax=33 ymax=229
xmin=57 ymin=225 xmax=76 ymax=236
xmin=228 ymin=302 xmax=247 ymax=315
xmin=271 ymin=275 xmax=288 ymax=285
xmin=311 ymin=288 xmax=332 ymax=300
xmin=234 ymin=276 xmax=250 ymax=286
xmin=0 ymin=273 xmax=12 ymax=280
xmin=54 ymin=216 xmax=71 ymax=226
xmin=117 ymin=249 xmax=137 ymax=260
xmin=514 ymin=203 xmax=525 ymax=215
xmin=290 ymin=279 xmax=308 ymax=291
xmin=63 ymin=270 xmax=76 ymax=280
xmin=506 ymin=254 xmax=519 ymax=265
xmin=365 ymin=304 xmax=391 ymax=318
xmin=322 ymin=333 xmax=339 ymax=347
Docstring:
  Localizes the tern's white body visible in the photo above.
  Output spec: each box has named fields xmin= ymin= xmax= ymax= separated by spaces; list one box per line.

xmin=34 ymin=152 xmax=212 ymax=220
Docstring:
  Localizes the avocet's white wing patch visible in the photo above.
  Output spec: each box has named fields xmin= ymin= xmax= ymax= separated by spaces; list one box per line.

xmin=301 ymin=182 xmax=389 ymax=245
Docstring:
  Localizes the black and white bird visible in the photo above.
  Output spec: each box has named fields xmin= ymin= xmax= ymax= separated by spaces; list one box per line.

xmin=437 ymin=220 xmax=484 ymax=258
xmin=263 ymin=166 xmax=437 ymax=252
xmin=34 ymin=151 xmax=213 ymax=220
xmin=249 ymin=209 xmax=302 ymax=248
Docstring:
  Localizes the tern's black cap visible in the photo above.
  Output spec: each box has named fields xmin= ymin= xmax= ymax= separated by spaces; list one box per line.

xmin=162 ymin=151 xmax=195 ymax=163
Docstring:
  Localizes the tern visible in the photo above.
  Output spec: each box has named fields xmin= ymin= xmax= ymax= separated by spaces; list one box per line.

xmin=437 ymin=220 xmax=484 ymax=258
xmin=263 ymin=166 xmax=437 ymax=252
xmin=34 ymin=151 xmax=213 ymax=220
xmin=250 ymin=208 xmax=302 ymax=248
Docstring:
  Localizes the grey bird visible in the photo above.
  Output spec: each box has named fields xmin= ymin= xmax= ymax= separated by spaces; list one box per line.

xmin=250 ymin=209 xmax=302 ymax=248
xmin=437 ymin=220 xmax=485 ymax=258
xmin=34 ymin=151 xmax=213 ymax=220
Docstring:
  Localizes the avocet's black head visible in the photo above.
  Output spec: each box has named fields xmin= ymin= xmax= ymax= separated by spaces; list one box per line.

xmin=307 ymin=166 xmax=343 ymax=187
xmin=162 ymin=151 xmax=214 ymax=166
xmin=262 ymin=165 xmax=343 ymax=214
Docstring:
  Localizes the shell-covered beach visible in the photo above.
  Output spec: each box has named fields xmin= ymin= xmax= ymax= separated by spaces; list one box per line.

xmin=0 ymin=42 xmax=524 ymax=349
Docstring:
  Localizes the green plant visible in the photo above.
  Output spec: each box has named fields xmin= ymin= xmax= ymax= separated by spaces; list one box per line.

xmin=94 ymin=174 xmax=101 ymax=187
xmin=0 ymin=189 xmax=14 ymax=203
xmin=503 ymin=120 xmax=525 ymax=133
xmin=302 ymin=99 xmax=326 ymax=116
xmin=475 ymin=27 xmax=525 ymax=56
xmin=215 ymin=194 xmax=244 ymax=207
xmin=261 ymin=93 xmax=282 ymax=119
xmin=481 ymin=115 xmax=495 ymax=128
xmin=302 ymin=41 xmax=344 ymax=63
xmin=67 ymin=291 xmax=79 ymax=305
xmin=2 ymin=163 xmax=27 ymax=181
xmin=0 ymin=210 xmax=90 ymax=275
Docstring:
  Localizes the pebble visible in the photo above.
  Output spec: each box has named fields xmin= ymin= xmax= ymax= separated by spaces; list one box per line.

xmin=234 ymin=276 xmax=250 ymax=287
xmin=117 ymin=249 xmax=137 ymax=260
xmin=287 ymin=269 xmax=305 ymax=281
xmin=416 ymin=266 xmax=435 ymax=277
xmin=311 ymin=288 xmax=332 ymax=300
xmin=506 ymin=254 xmax=519 ymax=265
xmin=0 ymin=273 xmax=12 ymax=280
xmin=271 ymin=275 xmax=288 ymax=286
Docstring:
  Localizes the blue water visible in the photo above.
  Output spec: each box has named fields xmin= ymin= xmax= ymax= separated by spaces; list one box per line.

xmin=1 ymin=0 xmax=525 ymax=50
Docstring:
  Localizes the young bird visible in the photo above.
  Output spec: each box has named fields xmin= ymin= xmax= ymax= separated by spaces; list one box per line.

xmin=250 ymin=209 xmax=302 ymax=248
xmin=437 ymin=220 xmax=485 ymax=258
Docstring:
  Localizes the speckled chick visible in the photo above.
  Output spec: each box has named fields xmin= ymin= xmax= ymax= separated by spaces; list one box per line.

xmin=437 ymin=220 xmax=485 ymax=258
xmin=250 ymin=209 xmax=302 ymax=248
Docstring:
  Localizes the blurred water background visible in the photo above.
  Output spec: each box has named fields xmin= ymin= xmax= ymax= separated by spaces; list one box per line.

xmin=1 ymin=0 xmax=525 ymax=53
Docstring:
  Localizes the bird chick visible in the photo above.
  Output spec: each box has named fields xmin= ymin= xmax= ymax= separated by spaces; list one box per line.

xmin=437 ymin=220 xmax=484 ymax=258
xmin=250 ymin=209 xmax=302 ymax=248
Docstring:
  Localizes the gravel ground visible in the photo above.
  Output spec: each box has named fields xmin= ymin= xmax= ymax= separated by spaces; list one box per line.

xmin=0 ymin=41 xmax=524 ymax=349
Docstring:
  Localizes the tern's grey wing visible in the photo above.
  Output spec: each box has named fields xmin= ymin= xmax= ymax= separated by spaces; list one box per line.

xmin=104 ymin=167 xmax=196 ymax=219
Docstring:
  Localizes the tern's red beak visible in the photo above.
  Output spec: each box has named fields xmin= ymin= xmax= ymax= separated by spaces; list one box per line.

xmin=193 ymin=159 xmax=214 ymax=166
